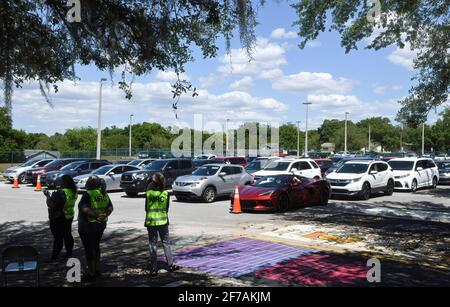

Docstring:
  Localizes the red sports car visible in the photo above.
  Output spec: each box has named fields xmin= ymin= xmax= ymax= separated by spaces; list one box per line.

xmin=231 ymin=174 xmax=331 ymax=212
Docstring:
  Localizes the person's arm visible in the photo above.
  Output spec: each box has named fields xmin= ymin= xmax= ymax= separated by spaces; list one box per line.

xmin=166 ymin=194 xmax=170 ymax=213
xmin=105 ymin=198 xmax=113 ymax=217
xmin=79 ymin=194 xmax=97 ymax=219
xmin=46 ymin=190 xmax=66 ymax=209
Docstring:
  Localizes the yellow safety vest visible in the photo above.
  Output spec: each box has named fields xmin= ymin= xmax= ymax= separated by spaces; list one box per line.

xmin=145 ymin=190 xmax=169 ymax=227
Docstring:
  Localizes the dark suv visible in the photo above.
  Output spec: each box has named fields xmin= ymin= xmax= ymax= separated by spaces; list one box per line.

xmin=42 ymin=160 xmax=111 ymax=188
xmin=120 ymin=159 xmax=194 ymax=196
xmin=25 ymin=158 xmax=87 ymax=185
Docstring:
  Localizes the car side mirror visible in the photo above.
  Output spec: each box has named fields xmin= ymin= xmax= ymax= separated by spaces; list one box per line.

xmin=219 ymin=172 xmax=227 ymax=177
xmin=109 ymin=172 xmax=115 ymax=175
xmin=416 ymin=167 xmax=423 ymax=171
xmin=291 ymin=168 xmax=298 ymax=173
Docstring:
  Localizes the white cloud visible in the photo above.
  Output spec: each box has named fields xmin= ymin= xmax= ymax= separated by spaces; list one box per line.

xmin=218 ymin=37 xmax=287 ymax=76
xmin=258 ymin=68 xmax=283 ymax=80
xmin=270 ymin=28 xmax=297 ymax=40
xmin=388 ymin=43 xmax=417 ymax=70
xmin=12 ymin=80 xmax=287 ymax=134
xmin=155 ymin=70 xmax=190 ymax=82
xmin=373 ymin=84 xmax=386 ymax=95
xmin=229 ymin=76 xmax=253 ymax=90
xmin=272 ymin=72 xmax=355 ymax=95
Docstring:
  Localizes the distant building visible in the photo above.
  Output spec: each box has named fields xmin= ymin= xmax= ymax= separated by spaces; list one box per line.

xmin=24 ymin=150 xmax=60 ymax=161
xmin=321 ymin=143 xmax=335 ymax=152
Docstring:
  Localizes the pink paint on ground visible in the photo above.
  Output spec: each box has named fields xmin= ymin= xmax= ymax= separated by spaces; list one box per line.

xmin=254 ymin=253 xmax=368 ymax=286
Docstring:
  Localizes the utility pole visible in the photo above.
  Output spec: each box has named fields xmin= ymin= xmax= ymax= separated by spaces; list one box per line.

xmin=303 ymin=102 xmax=312 ymax=157
xmin=129 ymin=114 xmax=134 ymax=157
xmin=296 ymin=121 xmax=301 ymax=158
xmin=226 ymin=119 xmax=230 ymax=155
xmin=422 ymin=122 xmax=425 ymax=155
xmin=344 ymin=112 xmax=349 ymax=155
xmin=368 ymin=124 xmax=371 ymax=152
xmin=96 ymin=78 xmax=107 ymax=160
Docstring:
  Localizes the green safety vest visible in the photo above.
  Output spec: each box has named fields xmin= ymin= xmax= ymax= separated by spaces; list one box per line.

xmin=145 ymin=190 xmax=169 ymax=227
xmin=62 ymin=188 xmax=78 ymax=219
xmin=87 ymin=189 xmax=110 ymax=223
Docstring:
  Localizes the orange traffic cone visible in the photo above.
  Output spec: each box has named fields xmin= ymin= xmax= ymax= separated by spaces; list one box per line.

xmin=35 ymin=175 xmax=42 ymax=192
xmin=12 ymin=175 xmax=20 ymax=189
xmin=231 ymin=186 xmax=242 ymax=214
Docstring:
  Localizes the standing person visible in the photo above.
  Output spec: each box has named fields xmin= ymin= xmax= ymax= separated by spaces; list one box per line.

xmin=43 ymin=175 xmax=78 ymax=262
xmin=77 ymin=176 xmax=113 ymax=281
xmin=145 ymin=172 xmax=179 ymax=277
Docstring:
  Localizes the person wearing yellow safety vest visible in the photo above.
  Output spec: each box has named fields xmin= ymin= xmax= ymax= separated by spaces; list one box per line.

xmin=43 ymin=175 xmax=78 ymax=263
xmin=77 ymin=176 xmax=113 ymax=281
xmin=145 ymin=172 xmax=180 ymax=277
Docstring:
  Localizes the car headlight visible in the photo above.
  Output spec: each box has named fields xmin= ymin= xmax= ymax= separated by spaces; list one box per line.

xmin=351 ymin=177 xmax=362 ymax=182
xmin=133 ymin=173 xmax=148 ymax=180
xmin=397 ymin=173 xmax=411 ymax=179
xmin=258 ymin=190 xmax=274 ymax=197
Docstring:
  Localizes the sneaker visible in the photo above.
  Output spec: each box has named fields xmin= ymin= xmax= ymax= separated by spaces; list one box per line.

xmin=168 ymin=265 xmax=180 ymax=272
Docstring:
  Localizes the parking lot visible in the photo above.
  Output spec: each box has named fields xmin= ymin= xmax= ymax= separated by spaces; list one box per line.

xmin=1 ymin=180 xmax=449 ymax=286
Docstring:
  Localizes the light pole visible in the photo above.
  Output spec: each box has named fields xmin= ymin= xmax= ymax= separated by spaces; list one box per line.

xmin=422 ymin=122 xmax=425 ymax=155
xmin=296 ymin=121 xmax=301 ymax=158
xmin=344 ymin=112 xmax=349 ymax=155
xmin=96 ymin=78 xmax=107 ymax=160
xmin=303 ymin=102 xmax=312 ymax=157
xmin=129 ymin=114 xmax=134 ymax=157
xmin=368 ymin=124 xmax=371 ymax=152
xmin=226 ymin=119 xmax=230 ymax=155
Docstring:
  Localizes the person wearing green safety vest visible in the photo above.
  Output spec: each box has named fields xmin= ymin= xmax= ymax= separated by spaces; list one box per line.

xmin=42 ymin=175 xmax=78 ymax=262
xmin=77 ymin=176 xmax=113 ymax=282
xmin=145 ymin=172 xmax=180 ymax=277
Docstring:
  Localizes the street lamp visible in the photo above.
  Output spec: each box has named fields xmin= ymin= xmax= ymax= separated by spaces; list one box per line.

xmin=129 ymin=114 xmax=134 ymax=157
xmin=344 ymin=112 xmax=349 ymax=155
xmin=96 ymin=78 xmax=107 ymax=160
xmin=368 ymin=124 xmax=371 ymax=152
xmin=226 ymin=119 xmax=230 ymax=155
xmin=296 ymin=121 xmax=301 ymax=158
xmin=422 ymin=122 xmax=425 ymax=155
xmin=303 ymin=102 xmax=312 ymax=157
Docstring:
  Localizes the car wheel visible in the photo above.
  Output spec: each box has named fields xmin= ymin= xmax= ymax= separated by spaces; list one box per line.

xmin=384 ymin=180 xmax=394 ymax=196
xmin=278 ymin=194 xmax=289 ymax=212
xmin=411 ymin=179 xmax=418 ymax=192
xmin=319 ymin=189 xmax=329 ymax=206
xmin=431 ymin=177 xmax=438 ymax=189
xmin=359 ymin=183 xmax=371 ymax=200
xmin=125 ymin=192 xmax=138 ymax=197
xmin=202 ymin=186 xmax=216 ymax=203
xmin=18 ymin=173 xmax=26 ymax=184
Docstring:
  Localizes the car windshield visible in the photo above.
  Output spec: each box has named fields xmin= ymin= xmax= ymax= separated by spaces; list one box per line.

xmin=128 ymin=160 xmax=142 ymax=166
xmin=254 ymin=176 xmax=291 ymax=187
xmin=387 ymin=161 xmax=414 ymax=171
xmin=61 ymin=162 xmax=84 ymax=171
xmin=245 ymin=161 xmax=263 ymax=171
xmin=437 ymin=162 xmax=450 ymax=170
xmin=263 ymin=161 xmax=291 ymax=171
xmin=192 ymin=165 xmax=220 ymax=176
xmin=21 ymin=160 xmax=39 ymax=167
xmin=93 ymin=165 xmax=114 ymax=175
xmin=44 ymin=160 xmax=65 ymax=167
xmin=194 ymin=155 xmax=210 ymax=160
xmin=336 ymin=163 xmax=369 ymax=174
xmin=145 ymin=160 xmax=168 ymax=171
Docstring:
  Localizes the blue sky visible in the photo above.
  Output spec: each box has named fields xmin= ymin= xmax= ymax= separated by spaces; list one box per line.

xmin=11 ymin=1 xmax=445 ymax=135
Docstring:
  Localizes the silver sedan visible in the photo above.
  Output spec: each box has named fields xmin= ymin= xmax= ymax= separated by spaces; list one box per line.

xmin=74 ymin=164 xmax=140 ymax=191
xmin=172 ymin=164 xmax=254 ymax=202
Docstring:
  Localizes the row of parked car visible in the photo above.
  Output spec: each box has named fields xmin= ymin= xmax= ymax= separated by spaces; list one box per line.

xmin=3 ymin=154 xmax=449 ymax=212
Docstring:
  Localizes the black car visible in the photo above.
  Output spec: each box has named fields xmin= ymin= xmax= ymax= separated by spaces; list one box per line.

xmin=436 ymin=160 xmax=450 ymax=184
xmin=120 ymin=158 xmax=194 ymax=197
xmin=192 ymin=159 xmax=226 ymax=168
xmin=42 ymin=160 xmax=110 ymax=188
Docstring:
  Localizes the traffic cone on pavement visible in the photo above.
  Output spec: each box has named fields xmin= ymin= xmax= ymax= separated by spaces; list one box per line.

xmin=231 ymin=186 xmax=242 ymax=214
xmin=12 ymin=175 xmax=20 ymax=189
xmin=35 ymin=175 xmax=42 ymax=192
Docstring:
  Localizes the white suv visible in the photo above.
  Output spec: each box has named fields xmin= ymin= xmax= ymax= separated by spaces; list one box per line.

xmin=326 ymin=160 xmax=394 ymax=200
xmin=387 ymin=158 xmax=439 ymax=192
xmin=252 ymin=158 xmax=322 ymax=180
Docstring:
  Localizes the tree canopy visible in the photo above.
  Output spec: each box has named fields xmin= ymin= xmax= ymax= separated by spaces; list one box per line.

xmin=292 ymin=0 xmax=449 ymax=126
